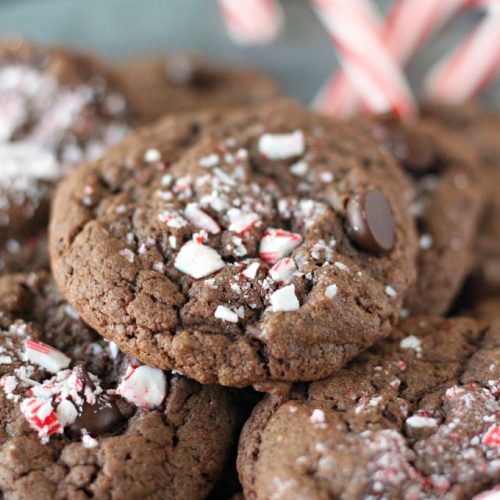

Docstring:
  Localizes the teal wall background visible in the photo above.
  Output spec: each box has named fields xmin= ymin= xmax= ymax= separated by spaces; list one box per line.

xmin=0 ymin=0 xmax=498 ymax=106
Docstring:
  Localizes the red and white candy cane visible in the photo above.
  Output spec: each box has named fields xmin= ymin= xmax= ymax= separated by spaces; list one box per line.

xmin=314 ymin=0 xmax=470 ymax=116
xmin=425 ymin=0 xmax=500 ymax=103
xmin=310 ymin=0 xmax=416 ymax=118
xmin=217 ymin=0 xmax=284 ymax=46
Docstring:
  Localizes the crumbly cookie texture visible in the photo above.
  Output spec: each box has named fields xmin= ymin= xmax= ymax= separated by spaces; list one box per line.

xmin=238 ymin=316 xmax=500 ymax=500
xmin=366 ymin=115 xmax=485 ymax=316
xmin=50 ymin=100 xmax=418 ymax=387
xmin=0 ymin=38 xmax=131 ymax=273
xmin=116 ymin=54 xmax=280 ymax=124
xmin=0 ymin=272 xmax=237 ymax=500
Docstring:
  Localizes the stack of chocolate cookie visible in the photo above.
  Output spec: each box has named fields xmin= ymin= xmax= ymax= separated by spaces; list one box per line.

xmin=0 ymin=39 xmax=498 ymax=500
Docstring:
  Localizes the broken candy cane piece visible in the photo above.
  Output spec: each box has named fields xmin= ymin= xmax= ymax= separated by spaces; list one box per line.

xmin=24 ymin=340 xmax=71 ymax=373
xmin=258 ymin=130 xmax=305 ymax=159
xmin=175 ymin=240 xmax=225 ymax=278
xmin=116 ymin=365 xmax=166 ymax=409
xmin=185 ymin=203 xmax=221 ymax=234
xmin=269 ymin=257 xmax=297 ymax=283
xmin=259 ymin=228 xmax=302 ymax=264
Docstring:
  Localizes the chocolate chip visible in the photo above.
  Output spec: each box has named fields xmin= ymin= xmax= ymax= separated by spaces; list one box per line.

xmin=69 ymin=397 xmax=123 ymax=437
xmin=67 ymin=365 xmax=123 ymax=437
xmin=345 ymin=189 xmax=395 ymax=254
xmin=382 ymin=124 xmax=437 ymax=175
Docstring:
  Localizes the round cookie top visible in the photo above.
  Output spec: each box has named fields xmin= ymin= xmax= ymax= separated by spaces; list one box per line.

xmin=116 ymin=54 xmax=280 ymax=124
xmin=50 ymin=100 xmax=417 ymax=387
xmin=0 ymin=38 xmax=131 ymax=273
xmin=238 ymin=316 xmax=500 ymax=499
xmin=367 ymin=115 xmax=485 ymax=316
xmin=0 ymin=272 xmax=237 ymax=500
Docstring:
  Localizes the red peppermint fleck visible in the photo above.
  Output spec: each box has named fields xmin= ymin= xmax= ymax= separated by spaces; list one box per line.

xmin=396 ymin=360 xmax=407 ymax=372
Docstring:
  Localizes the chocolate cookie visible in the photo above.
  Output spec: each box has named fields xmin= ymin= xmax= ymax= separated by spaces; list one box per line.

xmin=50 ymin=100 xmax=418 ymax=387
xmin=0 ymin=272 xmax=238 ymax=500
xmin=368 ymin=115 xmax=484 ymax=315
xmin=238 ymin=316 xmax=500 ymax=499
xmin=116 ymin=54 xmax=280 ymax=124
xmin=424 ymin=104 xmax=500 ymax=299
xmin=0 ymin=38 xmax=131 ymax=273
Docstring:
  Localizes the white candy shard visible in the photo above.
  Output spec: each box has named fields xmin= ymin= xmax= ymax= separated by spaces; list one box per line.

xmin=270 ymin=284 xmax=300 ymax=312
xmin=242 ymin=262 xmax=260 ymax=280
xmin=56 ymin=399 xmax=78 ymax=427
xmin=269 ymin=258 xmax=297 ymax=283
xmin=384 ymin=285 xmax=397 ymax=298
xmin=228 ymin=211 xmax=260 ymax=234
xmin=116 ymin=365 xmax=166 ymax=409
xmin=214 ymin=305 xmax=239 ymax=323
xmin=325 ymin=284 xmax=338 ymax=299
xmin=310 ymin=409 xmax=326 ymax=424
xmin=400 ymin=335 xmax=422 ymax=353
xmin=406 ymin=415 xmax=438 ymax=429
xmin=0 ymin=142 xmax=59 ymax=182
xmin=258 ymin=130 xmax=305 ymax=160
xmin=144 ymin=148 xmax=161 ymax=163
xmin=259 ymin=228 xmax=302 ymax=264
xmin=24 ymin=340 xmax=71 ymax=373
xmin=175 ymin=241 xmax=225 ymax=278
xmin=185 ymin=203 xmax=221 ymax=234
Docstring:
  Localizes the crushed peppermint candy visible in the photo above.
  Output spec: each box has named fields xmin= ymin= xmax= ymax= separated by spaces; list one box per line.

xmin=405 ymin=415 xmax=438 ymax=429
xmin=269 ymin=258 xmax=297 ymax=283
xmin=310 ymin=409 xmax=326 ymax=424
xmin=258 ymin=130 xmax=305 ymax=160
xmin=228 ymin=210 xmax=260 ymax=234
xmin=198 ymin=153 xmax=220 ymax=168
xmin=482 ymin=424 xmax=500 ymax=447
xmin=143 ymin=148 xmax=161 ymax=163
xmin=289 ymin=160 xmax=308 ymax=176
xmin=24 ymin=340 xmax=71 ymax=373
xmin=175 ymin=240 xmax=225 ymax=278
xmin=21 ymin=397 xmax=62 ymax=442
xmin=214 ymin=305 xmax=239 ymax=323
xmin=325 ymin=284 xmax=338 ymax=299
xmin=270 ymin=284 xmax=300 ymax=313
xmin=242 ymin=262 xmax=260 ymax=280
xmin=259 ymin=228 xmax=302 ymax=264
xmin=185 ymin=203 xmax=221 ymax=234
xmin=384 ymin=285 xmax=397 ymax=298
xmin=400 ymin=335 xmax=422 ymax=354
xmin=116 ymin=364 xmax=166 ymax=409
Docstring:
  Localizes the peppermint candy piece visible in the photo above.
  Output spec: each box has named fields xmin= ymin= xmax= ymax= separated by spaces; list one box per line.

xmin=228 ymin=211 xmax=260 ymax=234
xmin=20 ymin=397 xmax=62 ymax=441
xmin=116 ymin=365 xmax=167 ymax=409
xmin=0 ymin=142 xmax=59 ymax=182
xmin=241 ymin=262 xmax=260 ymax=280
xmin=269 ymin=258 xmax=297 ymax=283
xmin=259 ymin=228 xmax=302 ymax=264
xmin=482 ymin=424 xmax=500 ymax=447
xmin=56 ymin=399 xmax=79 ymax=427
xmin=175 ymin=240 xmax=225 ymax=278
xmin=258 ymin=130 xmax=305 ymax=160
xmin=24 ymin=339 xmax=71 ymax=373
xmin=214 ymin=305 xmax=239 ymax=323
xmin=270 ymin=284 xmax=300 ymax=312
xmin=185 ymin=203 xmax=221 ymax=234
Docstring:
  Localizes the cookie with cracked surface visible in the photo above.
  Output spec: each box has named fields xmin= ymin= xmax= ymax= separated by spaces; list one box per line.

xmin=116 ymin=54 xmax=280 ymax=124
xmin=367 ymin=115 xmax=485 ymax=316
xmin=237 ymin=316 xmax=500 ymax=499
xmin=50 ymin=100 xmax=418 ymax=387
xmin=0 ymin=38 xmax=131 ymax=273
xmin=0 ymin=271 xmax=238 ymax=500
xmin=423 ymin=104 xmax=500 ymax=299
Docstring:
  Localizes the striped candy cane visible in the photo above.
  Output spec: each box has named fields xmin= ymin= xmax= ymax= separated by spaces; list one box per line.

xmin=310 ymin=0 xmax=416 ymax=117
xmin=314 ymin=0 xmax=470 ymax=116
xmin=425 ymin=0 xmax=500 ymax=103
xmin=217 ymin=0 xmax=284 ymax=46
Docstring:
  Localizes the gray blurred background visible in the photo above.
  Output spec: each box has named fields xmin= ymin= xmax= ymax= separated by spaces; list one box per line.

xmin=0 ymin=0 xmax=498 ymax=107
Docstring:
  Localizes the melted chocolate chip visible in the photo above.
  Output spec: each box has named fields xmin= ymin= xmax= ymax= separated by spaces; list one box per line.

xmin=382 ymin=124 xmax=437 ymax=175
xmin=345 ymin=189 xmax=395 ymax=254
xmin=67 ymin=365 xmax=123 ymax=437
xmin=165 ymin=56 xmax=217 ymax=89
